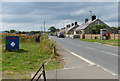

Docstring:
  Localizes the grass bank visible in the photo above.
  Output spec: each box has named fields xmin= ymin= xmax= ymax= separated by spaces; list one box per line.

xmin=2 ymin=33 xmax=63 ymax=79
xmin=80 ymin=39 xmax=119 ymax=46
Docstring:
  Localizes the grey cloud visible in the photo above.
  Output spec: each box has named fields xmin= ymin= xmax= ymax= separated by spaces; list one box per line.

xmin=3 ymin=0 xmax=119 ymax=2
xmin=1 ymin=2 xmax=118 ymax=31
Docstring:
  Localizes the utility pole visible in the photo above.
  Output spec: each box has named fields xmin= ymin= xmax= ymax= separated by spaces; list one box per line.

xmin=44 ymin=20 xmax=45 ymax=33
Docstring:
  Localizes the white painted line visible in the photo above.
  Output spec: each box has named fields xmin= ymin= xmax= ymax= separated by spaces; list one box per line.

xmin=84 ymin=46 xmax=118 ymax=57
xmin=65 ymin=49 xmax=118 ymax=76
xmin=98 ymin=65 xmax=117 ymax=76
xmin=85 ymin=47 xmax=95 ymax=50
xmin=94 ymin=42 xmax=117 ymax=48
xmin=63 ymin=65 xmax=91 ymax=70
xmin=70 ymin=52 xmax=95 ymax=65
xmin=65 ymin=49 xmax=95 ymax=66
xmin=101 ymin=50 xmax=118 ymax=57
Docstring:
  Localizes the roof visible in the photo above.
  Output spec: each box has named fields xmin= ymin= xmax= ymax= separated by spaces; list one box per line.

xmin=66 ymin=25 xmax=79 ymax=32
xmin=75 ymin=18 xmax=103 ymax=31
xmin=75 ymin=23 xmax=90 ymax=30
xmin=66 ymin=26 xmax=74 ymax=32
xmin=60 ymin=27 xmax=69 ymax=32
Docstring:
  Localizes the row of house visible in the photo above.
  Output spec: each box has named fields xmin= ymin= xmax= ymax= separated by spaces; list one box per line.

xmin=59 ymin=14 xmax=118 ymax=38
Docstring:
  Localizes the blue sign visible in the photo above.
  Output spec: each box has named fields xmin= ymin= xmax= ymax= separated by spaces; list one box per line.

xmin=6 ymin=36 xmax=19 ymax=50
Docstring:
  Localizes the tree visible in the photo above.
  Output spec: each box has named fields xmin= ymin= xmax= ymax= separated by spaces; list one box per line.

xmin=4 ymin=31 xmax=10 ymax=33
xmin=10 ymin=30 xmax=16 ymax=33
xmin=87 ymin=25 xmax=107 ymax=34
xmin=56 ymin=29 xmax=60 ymax=32
xmin=48 ymin=26 xmax=57 ymax=33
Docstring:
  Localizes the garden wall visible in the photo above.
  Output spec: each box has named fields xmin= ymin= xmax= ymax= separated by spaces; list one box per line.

xmin=82 ymin=34 xmax=120 ymax=40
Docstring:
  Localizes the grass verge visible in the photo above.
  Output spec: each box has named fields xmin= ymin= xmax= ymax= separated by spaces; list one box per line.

xmin=80 ymin=39 xmax=119 ymax=46
xmin=2 ymin=34 xmax=63 ymax=79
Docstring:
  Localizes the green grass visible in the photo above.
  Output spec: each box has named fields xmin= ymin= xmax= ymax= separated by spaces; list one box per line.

xmin=80 ymin=39 xmax=119 ymax=46
xmin=2 ymin=34 xmax=63 ymax=79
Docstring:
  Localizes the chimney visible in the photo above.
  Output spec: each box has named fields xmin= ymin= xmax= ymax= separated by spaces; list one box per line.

xmin=92 ymin=14 xmax=96 ymax=21
xmin=71 ymin=23 xmax=74 ymax=26
xmin=85 ymin=18 xmax=89 ymax=23
xmin=66 ymin=24 xmax=70 ymax=28
xmin=74 ymin=22 xmax=78 ymax=25
xmin=68 ymin=24 xmax=71 ymax=27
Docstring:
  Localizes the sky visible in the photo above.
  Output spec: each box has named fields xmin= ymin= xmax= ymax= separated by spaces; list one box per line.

xmin=1 ymin=1 xmax=119 ymax=31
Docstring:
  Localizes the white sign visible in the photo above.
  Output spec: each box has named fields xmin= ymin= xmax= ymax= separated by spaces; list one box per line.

xmin=10 ymin=42 xmax=15 ymax=47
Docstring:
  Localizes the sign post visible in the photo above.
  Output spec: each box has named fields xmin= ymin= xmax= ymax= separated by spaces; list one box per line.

xmin=6 ymin=36 xmax=19 ymax=51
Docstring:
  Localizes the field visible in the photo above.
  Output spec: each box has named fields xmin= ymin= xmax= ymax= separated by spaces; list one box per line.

xmin=2 ymin=33 xmax=63 ymax=79
xmin=80 ymin=39 xmax=119 ymax=46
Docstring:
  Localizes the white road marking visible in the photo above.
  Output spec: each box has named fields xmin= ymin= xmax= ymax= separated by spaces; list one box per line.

xmin=101 ymin=50 xmax=118 ymax=56
xmin=85 ymin=47 xmax=95 ymax=50
xmin=63 ymin=65 xmax=92 ymax=70
xmin=65 ymin=49 xmax=95 ymax=66
xmin=58 ymin=38 xmax=118 ymax=57
xmin=70 ymin=52 xmax=95 ymax=65
xmin=94 ymin=42 xmax=117 ymax=48
xmin=84 ymin=46 xmax=118 ymax=57
xmin=65 ymin=49 xmax=117 ymax=76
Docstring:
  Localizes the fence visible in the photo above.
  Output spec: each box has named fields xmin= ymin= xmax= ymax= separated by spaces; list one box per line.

xmin=31 ymin=45 xmax=58 ymax=81
xmin=81 ymin=34 xmax=119 ymax=40
xmin=31 ymin=63 xmax=46 ymax=81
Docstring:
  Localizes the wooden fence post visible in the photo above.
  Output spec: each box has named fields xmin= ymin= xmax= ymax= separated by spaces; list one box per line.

xmin=53 ymin=45 xmax=56 ymax=56
xmin=42 ymin=64 xmax=46 ymax=81
xmin=114 ymin=33 xmax=115 ymax=40
xmin=91 ymin=34 xmax=92 ymax=40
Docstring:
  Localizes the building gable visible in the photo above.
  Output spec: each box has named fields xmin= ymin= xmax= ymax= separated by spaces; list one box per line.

xmin=84 ymin=19 xmax=113 ymax=34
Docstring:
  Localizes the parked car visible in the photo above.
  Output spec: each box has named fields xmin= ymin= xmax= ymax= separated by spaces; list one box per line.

xmin=57 ymin=32 xmax=65 ymax=38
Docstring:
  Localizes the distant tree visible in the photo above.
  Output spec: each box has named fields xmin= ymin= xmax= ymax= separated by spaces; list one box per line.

xmin=10 ymin=30 xmax=16 ymax=33
xmin=56 ymin=29 xmax=60 ymax=32
xmin=4 ymin=31 xmax=10 ymax=33
xmin=16 ymin=31 xmax=22 ymax=34
xmin=22 ymin=31 xmax=26 ymax=34
xmin=48 ymin=26 xmax=57 ymax=33
xmin=30 ymin=31 xmax=36 ymax=34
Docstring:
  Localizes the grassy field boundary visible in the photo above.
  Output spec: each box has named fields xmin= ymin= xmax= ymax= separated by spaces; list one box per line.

xmin=80 ymin=39 xmax=119 ymax=46
xmin=2 ymin=33 xmax=64 ymax=79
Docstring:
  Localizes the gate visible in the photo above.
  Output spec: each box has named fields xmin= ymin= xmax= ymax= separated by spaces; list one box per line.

xmin=31 ymin=63 xmax=46 ymax=81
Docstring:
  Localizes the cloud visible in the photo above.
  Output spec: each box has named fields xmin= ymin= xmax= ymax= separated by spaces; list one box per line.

xmin=2 ymin=0 xmax=119 ymax=2
xmin=70 ymin=9 xmax=86 ymax=16
xmin=1 ymin=2 xmax=118 ymax=31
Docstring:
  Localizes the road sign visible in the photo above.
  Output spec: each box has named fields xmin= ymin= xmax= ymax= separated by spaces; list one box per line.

xmin=6 ymin=36 xmax=19 ymax=51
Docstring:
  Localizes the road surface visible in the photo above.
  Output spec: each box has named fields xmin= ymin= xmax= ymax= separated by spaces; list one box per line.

xmin=50 ymin=36 xmax=118 ymax=75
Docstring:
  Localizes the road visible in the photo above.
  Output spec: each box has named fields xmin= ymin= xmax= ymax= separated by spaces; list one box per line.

xmin=50 ymin=36 xmax=118 ymax=75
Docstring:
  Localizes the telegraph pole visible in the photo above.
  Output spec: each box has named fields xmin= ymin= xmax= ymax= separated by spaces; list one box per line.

xmin=44 ymin=20 xmax=45 ymax=33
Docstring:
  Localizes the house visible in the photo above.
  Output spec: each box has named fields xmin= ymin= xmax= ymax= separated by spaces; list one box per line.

xmin=65 ymin=22 xmax=79 ymax=34
xmin=60 ymin=27 xmax=66 ymax=33
xmin=74 ymin=15 xmax=113 ymax=35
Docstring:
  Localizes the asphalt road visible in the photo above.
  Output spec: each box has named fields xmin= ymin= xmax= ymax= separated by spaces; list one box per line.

xmin=50 ymin=36 xmax=118 ymax=75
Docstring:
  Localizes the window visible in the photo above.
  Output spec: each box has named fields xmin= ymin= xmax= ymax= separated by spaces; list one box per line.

xmin=96 ymin=21 xmax=100 ymax=25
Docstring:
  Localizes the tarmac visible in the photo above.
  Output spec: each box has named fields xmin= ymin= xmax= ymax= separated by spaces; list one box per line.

xmin=46 ymin=48 xmax=118 ymax=79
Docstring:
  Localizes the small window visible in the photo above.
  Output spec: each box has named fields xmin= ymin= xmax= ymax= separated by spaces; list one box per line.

xmin=96 ymin=21 xmax=99 ymax=25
